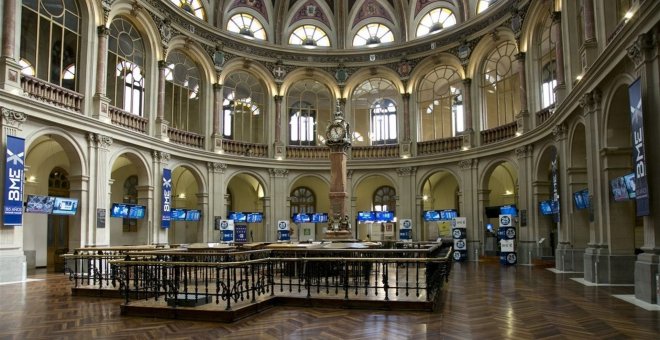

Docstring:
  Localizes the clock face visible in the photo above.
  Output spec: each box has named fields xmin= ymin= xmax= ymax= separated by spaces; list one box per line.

xmin=329 ymin=124 xmax=345 ymax=140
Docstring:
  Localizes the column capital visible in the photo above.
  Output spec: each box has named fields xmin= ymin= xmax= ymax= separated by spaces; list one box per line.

xmin=627 ymin=32 xmax=657 ymax=69
xmin=1 ymin=106 xmax=27 ymax=128
xmin=515 ymin=145 xmax=533 ymax=159
xmin=213 ymin=83 xmax=222 ymax=90
xmin=401 ymin=93 xmax=410 ymax=101
xmin=396 ymin=167 xmax=416 ymax=177
xmin=553 ymin=123 xmax=567 ymax=142
xmin=269 ymin=168 xmax=289 ymax=178
xmin=515 ymin=52 xmax=526 ymax=62
xmin=579 ymin=88 xmax=602 ymax=114
xmin=274 ymin=95 xmax=283 ymax=102
xmin=551 ymin=11 xmax=561 ymax=24
xmin=97 ymin=25 xmax=110 ymax=36
xmin=462 ymin=78 xmax=472 ymax=87
xmin=158 ymin=60 xmax=168 ymax=70
xmin=458 ymin=158 xmax=477 ymax=170
xmin=95 ymin=134 xmax=113 ymax=150
xmin=207 ymin=162 xmax=227 ymax=173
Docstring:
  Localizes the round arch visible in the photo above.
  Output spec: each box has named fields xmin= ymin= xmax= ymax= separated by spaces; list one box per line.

xmin=279 ymin=67 xmax=340 ymax=99
xmin=107 ymin=147 xmax=152 ymax=186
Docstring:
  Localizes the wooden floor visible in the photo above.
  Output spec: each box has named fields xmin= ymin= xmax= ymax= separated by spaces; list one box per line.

xmin=1 ymin=260 xmax=659 ymax=339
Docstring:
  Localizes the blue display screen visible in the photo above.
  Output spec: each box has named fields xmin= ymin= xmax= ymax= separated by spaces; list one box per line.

xmin=171 ymin=208 xmax=187 ymax=221
xmin=357 ymin=211 xmax=376 ymax=222
xmin=25 ymin=195 xmax=55 ymax=214
xmin=52 ymin=197 xmax=78 ymax=216
xmin=573 ymin=189 xmax=589 ymax=210
xmin=228 ymin=212 xmax=247 ymax=222
xmin=110 ymin=203 xmax=129 ymax=218
xmin=623 ymin=173 xmax=636 ymax=199
xmin=185 ymin=209 xmax=201 ymax=221
xmin=500 ymin=205 xmax=517 ymax=217
xmin=423 ymin=210 xmax=440 ymax=221
xmin=439 ymin=209 xmax=458 ymax=220
xmin=292 ymin=213 xmax=311 ymax=223
xmin=311 ymin=213 xmax=328 ymax=223
xmin=246 ymin=212 xmax=263 ymax=223
xmin=128 ymin=205 xmax=145 ymax=219
xmin=375 ymin=211 xmax=394 ymax=222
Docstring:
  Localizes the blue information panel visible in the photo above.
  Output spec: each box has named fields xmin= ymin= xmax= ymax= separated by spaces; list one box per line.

xmin=4 ymin=136 xmax=25 ymax=225
xmin=161 ymin=168 xmax=172 ymax=228
xmin=235 ymin=224 xmax=248 ymax=242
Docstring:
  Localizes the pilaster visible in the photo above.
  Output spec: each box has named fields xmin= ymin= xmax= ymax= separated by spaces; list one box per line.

xmin=269 ymin=168 xmax=289 ymax=242
xmin=458 ymin=158 xmax=479 ymax=260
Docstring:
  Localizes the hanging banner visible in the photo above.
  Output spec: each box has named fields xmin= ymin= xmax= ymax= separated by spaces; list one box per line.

xmin=4 ymin=136 xmax=25 ymax=226
xmin=161 ymin=168 xmax=172 ymax=228
xmin=629 ymin=78 xmax=650 ymax=216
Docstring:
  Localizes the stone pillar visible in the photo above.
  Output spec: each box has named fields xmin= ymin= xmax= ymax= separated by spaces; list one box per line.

xmin=552 ymin=11 xmax=567 ymax=102
xmin=552 ymin=124 xmax=573 ymax=269
xmin=515 ymin=52 xmax=529 ymax=134
xmin=629 ymin=30 xmax=660 ymax=304
xmin=151 ymin=151 xmax=170 ymax=244
xmin=93 ymin=26 xmax=111 ymax=122
xmin=273 ymin=95 xmax=284 ymax=159
xmin=515 ymin=145 xmax=534 ymax=265
xmin=212 ymin=84 xmax=223 ymax=152
xmin=580 ymin=0 xmax=598 ymax=70
xmin=269 ymin=169 xmax=289 ymax=242
xmin=0 ymin=108 xmax=27 ymax=282
xmin=396 ymin=167 xmax=416 ymax=230
xmin=477 ymin=189 xmax=491 ymax=256
xmin=0 ymin=0 xmax=21 ymax=93
xmin=400 ymin=93 xmax=412 ymax=157
xmin=156 ymin=61 xmax=169 ymax=141
xmin=196 ymin=192 xmax=209 ymax=242
xmin=461 ymin=78 xmax=475 ymax=148
xmin=136 ymin=185 xmax=154 ymax=245
xmin=89 ymin=133 xmax=112 ymax=246
xmin=207 ymin=162 xmax=227 ymax=242
xmin=459 ymin=159 xmax=479 ymax=260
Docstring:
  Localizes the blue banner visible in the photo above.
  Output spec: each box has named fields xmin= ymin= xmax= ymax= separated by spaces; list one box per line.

xmin=551 ymin=148 xmax=560 ymax=223
xmin=235 ymin=224 xmax=248 ymax=242
xmin=4 ymin=136 xmax=25 ymax=226
xmin=629 ymin=78 xmax=650 ymax=216
xmin=161 ymin=168 xmax=171 ymax=228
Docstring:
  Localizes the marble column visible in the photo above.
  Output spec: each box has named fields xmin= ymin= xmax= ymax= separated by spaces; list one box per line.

xmin=515 ymin=145 xmax=534 ymax=265
xmin=136 ymin=185 xmax=154 ymax=245
xmin=396 ymin=167 xmax=416 ymax=231
xmin=515 ymin=52 xmax=529 ymax=134
xmin=580 ymin=0 xmax=598 ymax=70
xmin=458 ymin=159 xmax=479 ymax=260
xmin=207 ymin=162 xmax=227 ymax=242
xmin=0 ymin=0 xmax=21 ymax=92
xmin=212 ymin=83 xmax=223 ymax=152
xmin=91 ymin=134 xmax=112 ymax=246
xmin=196 ymin=192 xmax=209 ymax=242
xmin=552 ymin=11 xmax=567 ymax=102
xmin=269 ymin=169 xmax=289 ymax=242
xmin=156 ymin=61 xmax=169 ymax=140
xmin=273 ymin=95 xmax=284 ymax=158
xmin=461 ymin=78 xmax=474 ymax=148
xmin=400 ymin=93 xmax=411 ymax=157
xmin=93 ymin=26 xmax=111 ymax=122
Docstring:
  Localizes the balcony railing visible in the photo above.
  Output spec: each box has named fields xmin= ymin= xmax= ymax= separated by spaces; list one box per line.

xmin=351 ymin=144 xmax=399 ymax=159
xmin=286 ymin=145 xmax=329 ymax=159
xmin=536 ymin=105 xmax=555 ymax=126
xmin=167 ymin=127 xmax=205 ymax=148
xmin=417 ymin=136 xmax=463 ymax=155
xmin=222 ymin=139 xmax=268 ymax=157
xmin=109 ymin=106 xmax=148 ymax=133
xmin=21 ymin=74 xmax=84 ymax=112
xmin=480 ymin=122 xmax=518 ymax=145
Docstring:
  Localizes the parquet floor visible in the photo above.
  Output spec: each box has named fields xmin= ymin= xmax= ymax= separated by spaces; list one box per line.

xmin=1 ymin=260 xmax=659 ymax=340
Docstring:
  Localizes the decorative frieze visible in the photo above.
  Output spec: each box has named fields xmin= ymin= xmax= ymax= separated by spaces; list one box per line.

xmin=515 ymin=145 xmax=533 ymax=159
xmin=207 ymin=162 xmax=227 ymax=173
xmin=396 ymin=167 xmax=416 ymax=177
xmin=269 ymin=168 xmax=289 ymax=178
xmin=458 ymin=159 xmax=477 ymax=170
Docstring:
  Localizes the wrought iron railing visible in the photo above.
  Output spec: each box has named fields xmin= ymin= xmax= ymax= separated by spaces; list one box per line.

xmin=109 ymin=106 xmax=148 ymax=133
xmin=21 ymin=74 xmax=84 ymax=112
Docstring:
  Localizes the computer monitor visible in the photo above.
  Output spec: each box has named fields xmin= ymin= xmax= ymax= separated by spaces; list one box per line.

xmin=25 ymin=195 xmax=55 ymax=214
xmin=423 ymin=210 xmax=441 ymax=221
xmin=171 ymin=208 xmax=187 ymax=221
xmin=128 ymin=205 xmax=146 ymax=219
xmin=51 ymin=197 xmax=78 ymax=216
xmin=623 ymin=173 xmax=636 ymax=199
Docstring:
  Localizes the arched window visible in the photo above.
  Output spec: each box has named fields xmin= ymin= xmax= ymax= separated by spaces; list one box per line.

xmin=164 ymin=51 xmax=201 ymax=132
xmin=416 ymin=7 xmax=457 ymax=38
xmin=481 ymin=42 xmax=520 ymax=129
xmin=352 ymin=78 xmax=399 ymax=145
xmin=477 ymin=0 xmax=496 ymax=14
xmin=287 ymin=80 xmax=332 ymax=146
xmin=20 ymin=0 xmax=81 ymax=91
xmin=223 ymin=71 xmax=266 ymax=143
xmin=418 ymin=66 xmax=464 ymax=140
xmin=353 ymin=23 xmax=394 ymax=47
xmin=290 ymin=187 xmax=316 ymax=217
xmin=170 ymin=0 xmax=206 ymax=20
xmin=373 ymin=186 xmax=396 ymax=213
xmin=289 ymin=25 xmax=330 ymax=47
xmin=227 ymin=13 xmax=267 ymax=40
xmin=539 ymin=14 xmax=556 ymax=109
xmin=122 ymin=175 xmax=138 ymax=232
xmin=107 ymin=18 xmax=145 ymax=116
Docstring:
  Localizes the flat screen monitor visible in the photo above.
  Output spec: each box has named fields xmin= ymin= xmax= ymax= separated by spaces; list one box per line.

xmin=539 ymin=200 xmax=554 ymax=215
xmin=171 ymin=208 xmax=187 ymax=221
xmin=228 ymin=212 xmax=247 ymax=223
xmin=610 ymin=176 xmax=629 ymax=202
xmin=185 ymin=209 xmax=201 ymax=221
xmin=25 ymin=195 xmax=55 ymax=214
xmin=440 ymin=209 xmax=458 ymax=220
xmin=375 ymin=211 xmax=394 ymax=222
xmin=52 ymin=197 xmax=78 ymax=216
xmin=110 ymin=203 xmax=129 ymax=218
xmin=485 ymin=206 xmax=501 ymax=218
xmin=128 ymin=205 xmax=146 ymax=219
xmin=292 ymin=213 xmax=310 ymax=223
xmin=246 ymin=212 xmax=263 ymax=223
xmin=311 ymin=213 xmax=328 ymax=223
xmin=623 ymin=172 xmax=636 ymax=199
xmin=423 ymin=210 xmax=441 ymax=221
xmin=357 ymin=211 xmax=375 ymax=222
xmin=500 ymin=205 xmax=517 ymax=217
xmin=573 ymin=189 xmax=589 ymax=210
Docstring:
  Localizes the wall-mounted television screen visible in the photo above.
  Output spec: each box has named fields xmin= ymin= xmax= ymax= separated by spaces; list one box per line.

xmin=439 ymin=209 xmax=458 ymax=220
xmin=375 ymin=211 xmax=394 ymax=222
xmin=623 ymin=172 xmax=636 ymax=199
xmin=228 ymin=212 xmax=246 ymax=223
xmin=171 ymin=208 xmax=187 ymax=221
xmin=573 ymin=189 xmax=589 ymax=210
xmin=311 ymin=213 xmax=328 ymax=223
xmin=25 ymin=195 xmax=55 ymax=214
xmin=485 ymin=206 xmax=501 ymax=218
xmin=185 ymin=209 xmax=201 ymax=221
xmin=292 ymin=213 xmax=311 ymax=223
xmin=246 ymin=212 xmax=263 ymax=223
xmin=110 ymin=203 xmax=129 ymax=218
xmin=52 ymin=197 xmax=78 ymax=216
xmin=357 ymin=211 xmax=376 ymax=222
xmin=610 ymin=176 xmax=629 ymax=202
xmin=539 ymin=200 xmax=554 ymax=215
xmin=128 ymin=205 xmax=146 ymax=219
xmin=500 ymin=205 xmax=517 ymax=217
xmin=423 ymin=210 xmax=441 ymax=221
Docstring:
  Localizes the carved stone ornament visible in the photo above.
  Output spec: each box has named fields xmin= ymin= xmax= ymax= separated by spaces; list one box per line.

xmin=396 ymin=167 xmax=416 ymax=176
xmin=95 ymin=134 xmax=113 ymax=149
xmin=458 ymin=159 xmax=476 ymax=170
xmin=269 ymin=168 xmax=289 ymax=178
xmin=552 ymin=124 xmax=567 ymax=142
xmin=1 ymin=107 xmax=27 ymax=128
xmin=208 ymin=162 xmax=227 ymax=173
xmin=515 ymin=145 xmax=532 ymax=159
xmin=627 ymin=33 xmax=656 ymax=68
xmin=160 ymin=152 xmax=170 ymax=161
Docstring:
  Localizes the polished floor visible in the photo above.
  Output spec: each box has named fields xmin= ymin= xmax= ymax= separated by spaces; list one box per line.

xmin=1 ymin=260 xmax=659 ymax=339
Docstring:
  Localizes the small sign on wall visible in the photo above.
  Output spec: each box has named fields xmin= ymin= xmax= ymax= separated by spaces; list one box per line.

xmin=96 ymin=208 xmax=106 ymax=228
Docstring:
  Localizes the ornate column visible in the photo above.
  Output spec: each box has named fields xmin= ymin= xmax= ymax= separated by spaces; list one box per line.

xmin=552 ymin=123 xmax=574 ymax=270
xmin=273 ymin=95 xmax=284 ymax=159
xmin=93 ymin=26 xmax=111 ymax=122
xmin=458 ymin=159 xmax=479 ymax=259
xmin=156 ymin=61 xmax=169 ymax=141
xmin=396 ymin=166 xmax=416 ymax=234
xmin=0 ymin=108 xmax=27 ymax=282
xmin=207 ymin=162 xmax=227 ymax=242
xmin=268 ymin=168 xmax=289 ymax=242
xmin=400 ymin=93 xmax=411 ymax=157
xmin=580 ymin=0 xmax=598 ymax=70
xmin=628 ymin=30 xmax=660 ymax=304
xmin=515 ymin=52 xmax=530 ymax=134
xmin=325 ymin=101 xmax=352 ymax=239
xmin=151 ymin=151 xmax=170 ymax=244
xmin=551 ymin=11 xmax=567 ymax=102
xmin=0 ymin=0 xmax=21 ymax=92
xmin=90 ymin=134 xmax=112 ymax=246
xmin=514 ymin=145 xmax=535 ymax=265
xmin=212 ymin=83 xmax=223 ymax=152
xmin=461 ymin=78 xmax=474 ymax=148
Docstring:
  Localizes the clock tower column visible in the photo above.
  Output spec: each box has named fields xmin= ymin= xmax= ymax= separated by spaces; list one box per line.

xmin=325 ymin=100 xmax=352 ymax=240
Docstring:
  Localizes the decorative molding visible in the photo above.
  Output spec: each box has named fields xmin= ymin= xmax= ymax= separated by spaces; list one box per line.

xmin=396 ymin=167 xmax=416 ymax=176
xmin=458 ymin=159 xmax=477 ymax=170
xmin=97 ymin=25 xmax=110 ymax=36
xmin=1 ymin=107 xmax=27 ymax=128
xmin=627 ymin=32 xmax=657 ymax=68
xmin=552 ymin=124 xmax=567 ymax=142
xmin=269 ymin=168 xmax=289 ymax=178
xmin=579 ymin=88 xmax=601 ymax=114
xmin=95 ymin=134 xmax=113 ymax=149
xmin=515 ymin=145 xmax=533 ymax=159
xmin=160 ymin=152 xmax=170 ymax=161
xmin=208 ymin=162 xmax=227 ymax=173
